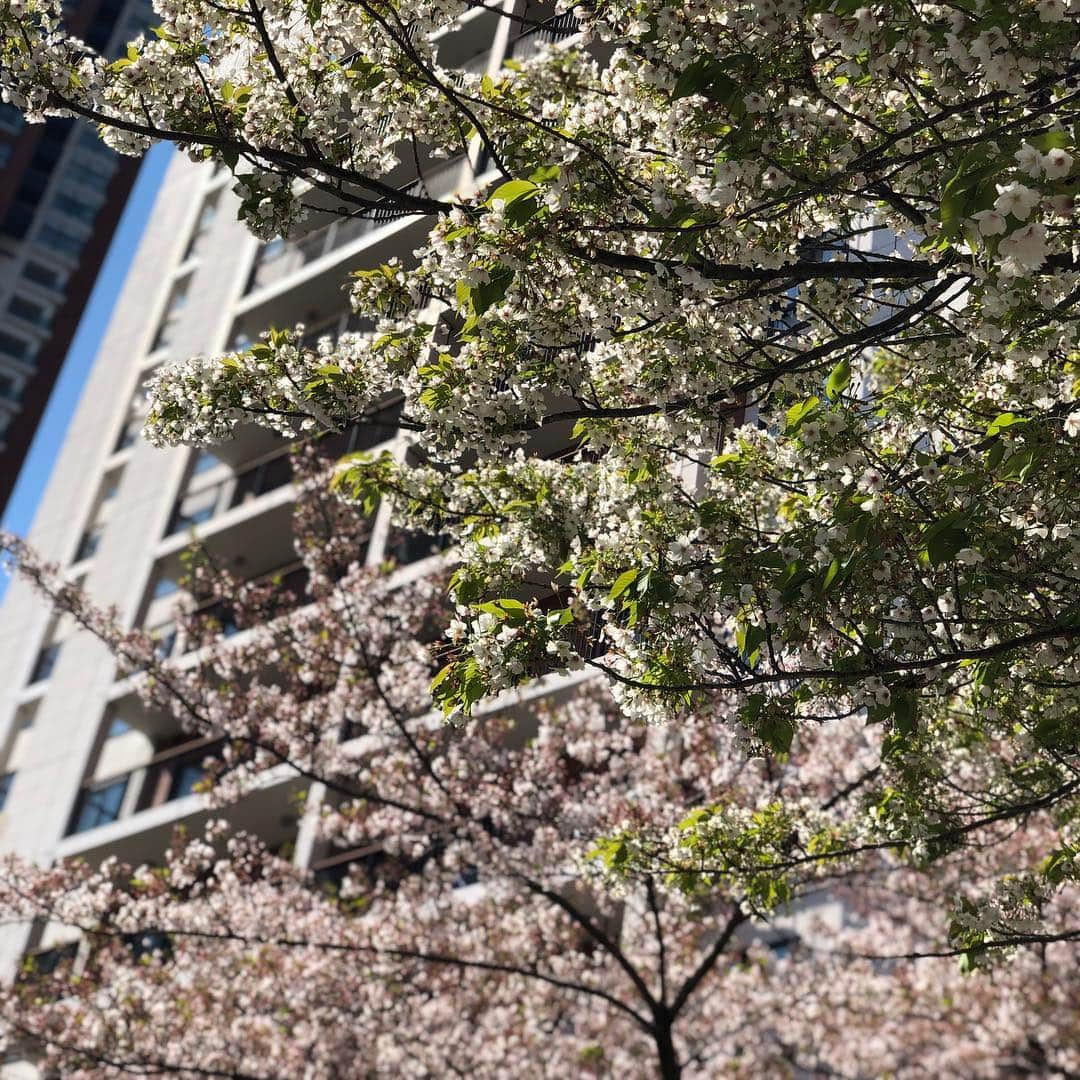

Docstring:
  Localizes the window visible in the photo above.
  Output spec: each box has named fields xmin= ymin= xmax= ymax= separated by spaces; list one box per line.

xmin=20 ymin=942 xmax=78 ymax=981
xmin=23 ymin=261 xmax=64 ymax=290
xmin=166 ymin=488 xmax=218 ymax=534
xmin=0 ymin=144 xmax=10 ymax=169
xmin=192 ymin=449 xmax=223 ymax=475
xmin=69 ymin=157 xmax=116 ymax=193
xmin=169 ymin=762 xmax=204 ymax=800
xmin=8 ymin=294 xmax=50 ymax=327
xmin=50 ymin=191 xmax=100 ymax=224
xmin=182 ymin=193 xmax=220 ymax=261
xmin=35 ymin=224 xmax=85 ymax=260
xmin=1 ymin=200 xmax=35 ymax=241
xmin=0 ymin=373 xmax=18 ymax=403
xmin=114 ymin=413 xmax=141 ymax=452
xmin=150 ymin=276 xmax=192 ymax=352
xmin=152 ymin=576 xmax=179 ymax=600
xmin=0 ymin=331 xmax=31 ymax=363
xmin=0 ymin=103 xmax=23 ymax=133
xmin=106 ymin=717 xmax=131 ymax=738
xmin=74 ymin=526 xmax=103 ymax=563
xmin=29 ymin=642 xmax=61 ymax=684
xmin=78 ymin=124 xmax=115 ymax=155
xmin=70 ymin=777 xmax=128 ymax=833
xmin=125 ymin=931 xmax=172 ymax=962
xmin=0 ymin=773 xmax=13 ymax=812
xmin=153 ymin=627 xmax=178 ymax=659
xmin=101 ymin=473 xmax=121 ymax=501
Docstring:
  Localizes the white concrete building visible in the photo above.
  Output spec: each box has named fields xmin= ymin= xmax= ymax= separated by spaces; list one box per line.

xmin=0 ymin=3 xmax=589 ymax=987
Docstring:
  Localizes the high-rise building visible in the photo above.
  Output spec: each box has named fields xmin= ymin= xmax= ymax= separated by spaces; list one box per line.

xmin=0 ymin=0 xmax=153 ymax=512
xmin=0 ymin=4 xmax=589 ymax=982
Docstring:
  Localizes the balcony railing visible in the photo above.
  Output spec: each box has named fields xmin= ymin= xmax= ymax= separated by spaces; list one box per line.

xmin=243 ymin=159 xmax=466 ymax=296
xmin=510 ymin=12 xmax=582 ymax=61
xmin=165 ymin=449 xmax=293 ymax=536
xmin=149 ymin=560 xmax=314 ymax=660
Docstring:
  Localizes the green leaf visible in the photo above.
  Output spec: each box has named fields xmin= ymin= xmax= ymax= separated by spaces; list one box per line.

xmin=785 ymin=396 xmax=820 ymax=431
xmin=429 ymin=664 xmax=454 ymax=693
xmin=825 ymin=358 xmax=851 ymax=401
xmin=821 ymin=557 xmax=841 ymax=592
xmin=759 ymin=712 xmax=796 ymax=755
xmin=709 ymin=452 xmax=741 ymax=467
xmin=489 ymin=179 xmax=538 ymax=205
xmin=985 ymin=412 xmax=1028 ymax=436
xmin=999 ymin=447 xmax=1039 ymax=482
xmin=528 ymin=164 xmax=561 ymax=184
xmin=926 ymin=526 xmax=968 ymax=566
xmin=1029 ymin=131 xmax=1070 ymax=152
xmin=736 ymin=623 xmax=766 ymax=667
xmin=608 ymin=568 xmax=639 ymax=601
xmin=471 ymin=265 xmax=514 ymax=315
xmin=671 ymin=57 xmax=740 ymax=108
xmin=939 ymin=148 xmax=1005 ymax=238
xmin=892 ymin=689 xmax=918 ymax=735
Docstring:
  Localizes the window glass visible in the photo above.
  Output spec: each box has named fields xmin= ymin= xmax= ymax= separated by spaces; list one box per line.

xmin=72 ymin=777 xmax=128 ymax=832
xmin=152 ymin=576 xmax=179 ymax=600
xmin=8 ymin=295 xmax=49 ymax=326
xmin=169 ymin=763 xmax=204 ymax=800
xmin=35 ymin=224 xmax=85 ymax=259
xmin=29 ymin=642 xmax=61 ymax=684
xmin=51 ymin=191 xmax=100 ymax=224
xmin=0 ymin=773 xmax=14 ymax=812
xmin=23 ymin=261 xmax=65 ymax=290
xmin=0 ymin=331 xmax=32 ymax=362
xmin=74 ymin=526 xmax=103 ymax=563
xmin=0 ymin=103 xmax=23 ymax=133
xmin=192 ymin=449 xmax=223 ymax=474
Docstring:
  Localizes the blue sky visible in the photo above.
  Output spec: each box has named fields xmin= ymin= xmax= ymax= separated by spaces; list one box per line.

xmin=0 ymin=142 xmax=173 ymax=604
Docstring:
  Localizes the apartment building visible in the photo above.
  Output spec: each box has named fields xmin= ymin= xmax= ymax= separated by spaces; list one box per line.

xmin=0 ymin=3 xmax=590 ymax=983
xmin=0 ymin=0 xmax=156 ymax=513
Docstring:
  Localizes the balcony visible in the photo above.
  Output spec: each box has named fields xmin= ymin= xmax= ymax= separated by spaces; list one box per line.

xmin=164 ymin=447 xmax=293 ymax=537
xmin=242 ymin=157 xmax=467 ymax=297
xmin=509 ymin=12 xmax=582 ymax=62
xmin=57 ymin=758 xmax=307 ymax=868
xmin=317 ymin=399 xmax=405 ymax=459
xmin=66 ymin=736 xmax=225 ymax=836
xmin=244 ymin=217 xmax=374 ymax=296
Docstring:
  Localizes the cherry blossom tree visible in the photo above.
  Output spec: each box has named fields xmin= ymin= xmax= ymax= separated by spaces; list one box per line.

xmin=2 ymin=0 xmax=1080 ymax=1069
xmin=2 ymin=458 xmax=1080 ymax=1077
xmin=2 ymin=0 xmax=1077 ymax=725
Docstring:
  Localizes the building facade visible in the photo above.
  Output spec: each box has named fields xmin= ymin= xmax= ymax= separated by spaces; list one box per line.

xmin=0 ymin=0 xmax=154 ymax=512
xmin=0 ymin=2 xmax=594 ymax=983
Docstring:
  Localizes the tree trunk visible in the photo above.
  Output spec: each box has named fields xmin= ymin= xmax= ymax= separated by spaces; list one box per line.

xmin=654 ymin=1020 xmax=681 ymax=1080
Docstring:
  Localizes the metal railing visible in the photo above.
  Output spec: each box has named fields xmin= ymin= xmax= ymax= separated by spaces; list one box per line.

xmin=510 ymin=12 xmax=582 ymax=61
xmin=243 ymin=160 xmax=465 ymax=296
